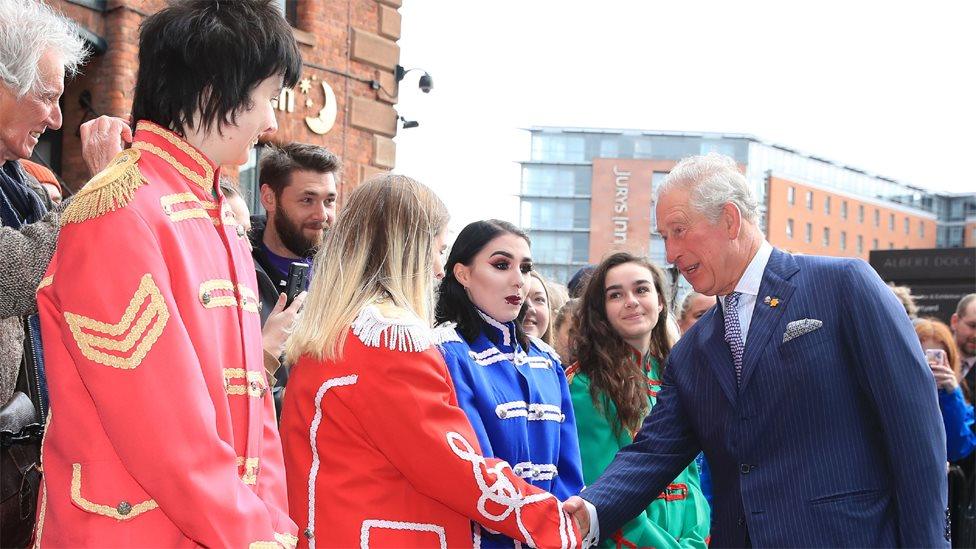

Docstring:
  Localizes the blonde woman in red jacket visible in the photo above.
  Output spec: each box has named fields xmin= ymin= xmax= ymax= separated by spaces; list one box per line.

xmin=280 ymin=175 xmax=581 ymax=549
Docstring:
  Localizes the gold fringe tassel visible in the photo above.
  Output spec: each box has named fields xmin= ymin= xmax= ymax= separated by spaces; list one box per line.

xmin=61 ymin=149 xmax=147 ymax=226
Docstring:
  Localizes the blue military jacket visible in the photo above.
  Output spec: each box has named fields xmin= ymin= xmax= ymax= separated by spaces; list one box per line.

xmin=437 ymin=311 xmax=585 ymax=548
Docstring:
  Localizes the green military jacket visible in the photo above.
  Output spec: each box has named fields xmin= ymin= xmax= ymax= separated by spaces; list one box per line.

xmin=568 ymin=353 xmax=710 ymax=548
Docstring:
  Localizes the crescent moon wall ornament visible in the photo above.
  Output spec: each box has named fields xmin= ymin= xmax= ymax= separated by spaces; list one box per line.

xmin=305 ymin=81 xmax=338 ymax=135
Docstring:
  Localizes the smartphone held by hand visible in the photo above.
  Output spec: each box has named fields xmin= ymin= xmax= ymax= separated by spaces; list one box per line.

xmin=924 ymin=348 xmax=947 ymax=366
xmin=285 ymin=262 xmax=311 ymax=307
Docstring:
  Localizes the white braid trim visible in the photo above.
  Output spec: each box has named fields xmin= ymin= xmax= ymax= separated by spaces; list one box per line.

xmin=306 ymin=375 xmax=359 ymax=549
xmin=476 ymin=309 xmax=513 ymax=347
xmin=447 ymin=431 xmax=577 ymax=549
xmin=352 ymin=305 xmax=433 ymax=353
xmin=529 ymin=336 xmax=560 ymax=361
xmin=359 ymin=519 xmax=447 ymax=549
xmin=513 ymin=462 xmax=559 ymax=481
xmin=494 ymin=401 xmax=565 ymax=423
xmin=469 ymin=349 xmax=553 ymax=369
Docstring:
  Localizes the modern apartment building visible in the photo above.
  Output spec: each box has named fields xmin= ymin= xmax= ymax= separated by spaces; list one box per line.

xmin=519 ymin=127 xmax=974 ymax=284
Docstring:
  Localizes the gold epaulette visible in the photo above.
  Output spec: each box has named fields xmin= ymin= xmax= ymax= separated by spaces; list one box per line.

xmin=60 ymin=149 xmax=148 ymax=226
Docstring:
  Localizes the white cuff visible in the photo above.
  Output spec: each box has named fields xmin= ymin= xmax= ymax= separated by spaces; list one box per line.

xmin=582 ymin=499 xmax=600 ymax=548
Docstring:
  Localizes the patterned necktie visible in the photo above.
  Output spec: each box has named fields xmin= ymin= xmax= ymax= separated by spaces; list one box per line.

xmin=723 ymin=292 xmax=745 ymax=384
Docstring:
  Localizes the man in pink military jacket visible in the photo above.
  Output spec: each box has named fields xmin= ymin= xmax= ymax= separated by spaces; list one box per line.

xmin=33 ymin=1 xmax=303 ymax=546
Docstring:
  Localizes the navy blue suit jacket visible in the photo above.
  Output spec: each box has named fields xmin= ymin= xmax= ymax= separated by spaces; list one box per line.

xmin=581 ymin=249 xmax=948 ymax=547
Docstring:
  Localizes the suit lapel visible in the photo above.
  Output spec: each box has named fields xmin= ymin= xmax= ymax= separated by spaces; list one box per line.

xmin=738 ymin=249 xmax=799 ymax=392
xmin=698 ymin=300 xmax=739 ymax=406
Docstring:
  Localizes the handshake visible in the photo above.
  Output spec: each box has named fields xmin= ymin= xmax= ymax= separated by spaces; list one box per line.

xmin=563 ymin=496 xmax=594 ymax=546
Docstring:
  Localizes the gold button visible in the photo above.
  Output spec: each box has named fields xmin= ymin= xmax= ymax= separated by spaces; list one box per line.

xmin=117 ymin=501 xmax=132 ymax=515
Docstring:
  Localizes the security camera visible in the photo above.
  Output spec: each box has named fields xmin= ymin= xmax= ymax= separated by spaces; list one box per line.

xmin=418 ymin=73 xmax=433 ymax=94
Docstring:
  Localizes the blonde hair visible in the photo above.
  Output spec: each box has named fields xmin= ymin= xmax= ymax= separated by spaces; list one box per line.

xmin=285 ymin=174 xmax=449 ymax=363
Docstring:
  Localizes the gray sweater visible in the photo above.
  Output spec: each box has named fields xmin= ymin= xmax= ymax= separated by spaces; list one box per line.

xmin=0 ymin=168 xmax=59 ymax=405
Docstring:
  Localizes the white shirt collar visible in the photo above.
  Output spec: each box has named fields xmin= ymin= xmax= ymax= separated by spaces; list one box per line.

xmin=734 ymin=240 xmax=774 ymax=298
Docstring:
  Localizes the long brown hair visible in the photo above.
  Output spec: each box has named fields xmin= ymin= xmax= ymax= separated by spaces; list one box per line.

xmin=575 ymin=252 xmax=672 ymax=434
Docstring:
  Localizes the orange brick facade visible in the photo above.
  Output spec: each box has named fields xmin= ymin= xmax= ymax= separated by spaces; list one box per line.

xmin=765 ymin=175 xmax=937 ymax=259
xmin=49 ymin=0 xmax=403 ymax=204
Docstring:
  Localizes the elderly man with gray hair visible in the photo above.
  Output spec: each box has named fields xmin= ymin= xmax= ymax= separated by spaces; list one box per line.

xmin=0 ymin=0 xmax=89 ymax=544
xmin=564 ymin=153 xmax=948 ymax=547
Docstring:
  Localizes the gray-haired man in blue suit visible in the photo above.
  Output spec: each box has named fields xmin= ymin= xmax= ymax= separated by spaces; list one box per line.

xmin=565 ymin=153 xmax=948 ymax=547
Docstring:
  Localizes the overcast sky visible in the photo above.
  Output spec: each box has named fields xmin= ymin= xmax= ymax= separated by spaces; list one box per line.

xmin=393 ymin=0 xmax=975 ymax=234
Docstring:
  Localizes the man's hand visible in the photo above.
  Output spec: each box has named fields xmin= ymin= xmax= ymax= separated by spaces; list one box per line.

xmin=80 ymin=115 xmax=132 ymax=176
xmin=564 ymin=496 xmax=590 ymax=542
xmin=262 ymin=291 xmax=306 ymax=358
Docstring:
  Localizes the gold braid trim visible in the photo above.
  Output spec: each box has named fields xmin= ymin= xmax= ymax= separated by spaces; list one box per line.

xmin=64 ymin=273 xmax=169 ymax=369
xmin=275 ymin=532 xmax=299 ymax=548
xmin=236 ymin=456 xmax=260 ymax=485
xmin=70 ymin=463 xmax=158 ymax=520
xmin=60 ymin=149 xmax=147 ymax=226
xmin=36 ymin=275 xmax=54 ymax=293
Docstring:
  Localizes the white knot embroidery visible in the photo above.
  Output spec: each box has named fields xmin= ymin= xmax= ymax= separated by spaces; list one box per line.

xmin=446 ymin=432 xmax=577 ymax=549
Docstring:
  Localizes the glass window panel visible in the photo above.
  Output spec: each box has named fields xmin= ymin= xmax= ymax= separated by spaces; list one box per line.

xmin=634 ymin=139 xmax=653 ymax=159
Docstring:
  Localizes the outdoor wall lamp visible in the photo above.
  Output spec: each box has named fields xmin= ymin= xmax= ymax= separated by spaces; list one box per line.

xmin=398 ymin=115 xmax=419 ymax=129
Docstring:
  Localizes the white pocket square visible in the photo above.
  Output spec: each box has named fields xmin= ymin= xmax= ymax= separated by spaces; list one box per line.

xmin=783 ymin=319 xmax=823 ymax=343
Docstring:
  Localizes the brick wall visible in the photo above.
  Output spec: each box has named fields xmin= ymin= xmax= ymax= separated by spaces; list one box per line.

xmin=766 ymin=175 xmax=938 ymax=259
xmin=49 ymin=0 xmax=402 ymax=203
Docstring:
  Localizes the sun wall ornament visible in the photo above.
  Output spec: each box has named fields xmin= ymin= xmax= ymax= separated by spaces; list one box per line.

xmin=272 ymin=74 xmax=338 ymax=136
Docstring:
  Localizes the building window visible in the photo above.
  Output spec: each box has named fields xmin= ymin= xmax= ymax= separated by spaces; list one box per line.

xmin=889 ymin=213 xmax=895 ymax=231
xmin=840 ymin=231 xmax=847 ymax=250
xmin=858 ymin=205 xmax=864 ymax=223
xmin=904 ymin=217 xmax=910 ymax=235
xmin=805 ymin=222 xmax=812 ymax=243
xmin=889 ymin=242 xmax=895 ymax=249
xmin=786 ymin=219 xmax=794 ymax=239
xmin=824 ymin=196 xmax=831 ymax=215
xmin=806 ymin=191 xmax=813 ymax=210
xmin=873 ymin=238 xmax=879 ymax=250
xmin=841 ymin=201 xmax=848 ymax=220
xmin=919 ymin=223 xmax=925 ymax=238
xmin=238 ymin=145 xmax=265 ymax=214
xmin=857 ymin=235 xmax=863 ymax=254
xmin=274 ymin=0 xmax=299 ymax=26
xmin=823 ymin=227 xmax=830 ymax=247
xmin=787 ymin=187 xmax=795 ymax=205
xmin=874 ymin=209 xmax=880 ymax=227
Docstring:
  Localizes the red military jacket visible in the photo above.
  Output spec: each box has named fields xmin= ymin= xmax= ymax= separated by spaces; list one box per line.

xmin=280 ymin=301 xmax=581 ymax=549
xmin=33 ymin=121 xmax=298 ymax=547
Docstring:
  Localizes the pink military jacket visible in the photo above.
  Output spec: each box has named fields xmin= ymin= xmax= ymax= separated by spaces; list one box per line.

xmin=33 ymin=121 xmax=297 ymax=547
